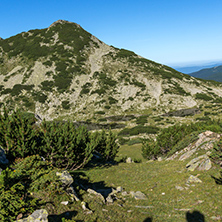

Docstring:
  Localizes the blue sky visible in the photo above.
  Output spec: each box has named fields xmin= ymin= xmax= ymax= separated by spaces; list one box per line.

xmin=1 ymin=0 xmax=222 ymax=67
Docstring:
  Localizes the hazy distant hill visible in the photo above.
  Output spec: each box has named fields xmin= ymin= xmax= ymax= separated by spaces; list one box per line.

xmin=0 ymin=20 xmax=222 ymax=121
xmin=174 ymin=63 xmax=222 ymax=74
xmin=190 ymin=65 xmax=222 ymax=82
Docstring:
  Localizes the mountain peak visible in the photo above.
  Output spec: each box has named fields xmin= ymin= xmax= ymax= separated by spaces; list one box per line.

xmin=48 ymin=20 xmax=80 ymax=29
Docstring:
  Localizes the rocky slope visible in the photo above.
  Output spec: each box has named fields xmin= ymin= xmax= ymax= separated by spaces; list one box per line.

xmin=0 ymin=20 xmax=222 ymax=121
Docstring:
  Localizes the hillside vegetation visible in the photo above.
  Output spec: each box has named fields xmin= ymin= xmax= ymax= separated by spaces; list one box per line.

xmin=1 ymin=20 xmax=222 ymax=125
xmin=0 ymin=109 xmax=222 ymax=221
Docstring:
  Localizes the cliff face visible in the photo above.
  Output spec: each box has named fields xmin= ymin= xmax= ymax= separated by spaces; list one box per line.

xmin=0 ymin=20 xmax=222 ymax=121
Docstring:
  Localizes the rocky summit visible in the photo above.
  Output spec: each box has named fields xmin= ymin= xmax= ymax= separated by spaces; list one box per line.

xmin=0 ymin=20 xmax=222 ymax=122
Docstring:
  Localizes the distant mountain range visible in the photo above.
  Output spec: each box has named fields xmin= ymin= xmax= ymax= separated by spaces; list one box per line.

xmin=189 ymin=65 xmax=222 ymax=82
xmin=1 ymin=20 xmax=222 ymax=121
xmin=174 ymin=63 xmax=222 ymax=74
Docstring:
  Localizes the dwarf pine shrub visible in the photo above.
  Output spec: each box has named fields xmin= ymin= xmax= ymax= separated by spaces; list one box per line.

xmin=0 ymin=167 xmax=42 ymax=222
xmin=0 ymin=107 xmax=39 ymax=161
xmin=142 ymin=119 xmax=222 ymax=159
xmin=0 ymin=107 xmax=120 ymax=170
xmin=90 ymin=129 xmax=119 ymax=160
xmin=39 ymin=121 xmax=95 ymax=170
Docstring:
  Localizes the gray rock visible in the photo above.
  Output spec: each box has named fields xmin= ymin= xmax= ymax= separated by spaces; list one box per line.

xmin=197 ymin=158 xmax=212 ymax=171
xmin=186 ymin=154 xmax=212 ymax=171
xmin=87 ymin=188 xmax=106 ymax=204
xmin=210 ymin=215 xmax=222 ymax=220
xmin=56 ymin=171 xmax=79 ymax=201
xmin=106 ymin=194 xmax=114 ymax=203
xmin=16 ymin=209 xmax=48 ymax=222
xmin=61 ymin=201 xmax=69 ymax=205
xmin=175 ymin=185 xmax=184 ymax=191
xmin=130 ymin=191 xmax=147 ymax=200
xmin=121 ymin=191 xmax=128 ymax=196
xmin=56 ymin=171 xmax=73 ymax=187
xmin=126 ymin=157 xmax=133 ymax=163
xmin=116 ymin=186 xmax=123 ymax=192
xmin=0 ymin=147 xmax=9 ymax=165
xmin=187 ymin=175 xmax=202 ymax=183
xmin=179 ymin=149 xmax=197 ymax=160
xmin=106 ymin=188 xmax=118 ymax=204
xmin=81 ymin=201 xmax=93 ymax=214
xmin=157 ymin=157 xmax=163 ymax=161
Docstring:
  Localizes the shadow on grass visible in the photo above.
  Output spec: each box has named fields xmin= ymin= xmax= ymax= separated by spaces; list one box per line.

xmin=70 ymin=171 xmax=114 ymax=199
xmin=48 ymin=210 xmax=79 ymax=222
xmin=143 ymin=217 xmax=152 ymax=222
xmin=211 ymin=175 xmax=222 ymax=185
xmin=186 ymin=210 xmax=205 ymax=222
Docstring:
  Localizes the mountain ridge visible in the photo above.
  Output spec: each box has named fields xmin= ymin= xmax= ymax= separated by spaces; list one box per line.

xmin=190 ymin=65 xmax=222 ymax=82
xmin=0 ymin=20 xmax=222 ymax=123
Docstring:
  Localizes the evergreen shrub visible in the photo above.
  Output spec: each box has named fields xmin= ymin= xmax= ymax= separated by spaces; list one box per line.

xmin=142 ymin=119 xmax=222 ymax=159
xmin=90 ymin=130 xmax=119 ymax=160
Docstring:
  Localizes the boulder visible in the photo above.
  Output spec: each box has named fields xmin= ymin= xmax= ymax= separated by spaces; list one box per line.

xmin=56 ymin=171 xmax=79 ymax=201
xmin=179 ymin=149 xmax=197 ymax=161
xmin=116 ymin=186 xmax=123 ymax=193
xmin=187 ymin=175 xmax=202 ymax=183
xmin=126 ymin=157 xmax=133 ymax=163
xmin=56 ymin=171 xmax=73 ymax=187
xmin=81 ymin=201 xmax=93 ymax=214
xmin=186 ymin=154 xmax=212 ymax=171
xmin=130 ymin=191 xmax=147 ymax=200
xmin=197 ymin=158 xmax=212 ymax=171
xmin=87 ymin=188 xmax=106 ymax=204
xmin=16 ymin=209 xmax=48 ymax=222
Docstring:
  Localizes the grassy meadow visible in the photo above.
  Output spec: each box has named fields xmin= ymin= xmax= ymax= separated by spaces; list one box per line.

xmin=46 ymin=144 xmax=222 ymax=222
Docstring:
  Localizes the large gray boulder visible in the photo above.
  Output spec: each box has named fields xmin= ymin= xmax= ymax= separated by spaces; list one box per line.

xmin=186 ymin=154 xmax=212 ymax=171
xmin=16 ymin=209 xmax=48 ymax=222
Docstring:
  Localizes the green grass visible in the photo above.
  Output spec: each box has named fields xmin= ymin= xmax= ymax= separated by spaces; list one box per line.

xmin=61 ymin=147 xmax=222 ymax=222
xmin=29 ymin=142 xmax=221 ymax=221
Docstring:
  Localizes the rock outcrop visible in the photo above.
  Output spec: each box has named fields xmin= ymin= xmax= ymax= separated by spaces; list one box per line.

xmin=167 ymin=131 xmax=221 ymax=171
xmin=16 ymin=209 xmax=48 ymax=222
xmin=56 ymin=171 xmax=79 ymax=201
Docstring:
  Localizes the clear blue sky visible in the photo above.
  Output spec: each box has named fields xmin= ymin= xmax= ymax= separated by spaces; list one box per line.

xmin=1 ymin=0 xmax=222 ymax=67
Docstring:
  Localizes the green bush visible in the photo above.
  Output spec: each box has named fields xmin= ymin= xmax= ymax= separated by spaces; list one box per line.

xmin=108 ymin=96 xmax=118 ymax=105
xmin=0 ymin=108 xmax=39 ymax=161
xmin=40 ymin=80 xmax=54 ymax=91
xmin=95 ymin=111 xmax=105 ymax=115
xmin=136 ymin=115 xmax=148 ymax=125
xmin=167 ymin=131 xmax=199 ymax=157
xmin=210 ymin=138 xmax=222 ymax=166
xmin=195 ymin=93 xmax=213 ymax=101
xmin=0 ymin=108 xmax=120 ymax=170
xmin=118 ymin=125 xmax=159 ymax=136
xmin=0 ymin=165 xmax=43 ymax=222
xmin=116 ymin=49 xmax=136 ymax=58
xmin=62 ymin=100 xmax=70 ymax=110
xmin=32 ymin=91 xmax=47 ymax=103
xmin=142 ymin=119 xmax=222 ymax=159
xmin=90 ymin=130 xmax=119 ymax=160
xmin=39 ymin=121 xmax=95 ymax=170
xmin=91 ymin=88 xmax=106 ymax=95
xmin=142 ymin=139 xmax=161 ymax=160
